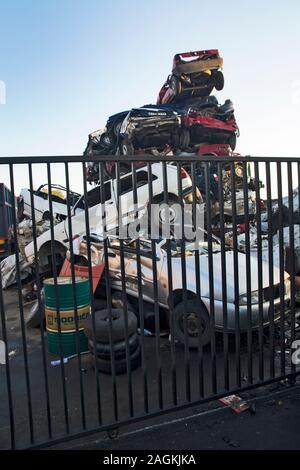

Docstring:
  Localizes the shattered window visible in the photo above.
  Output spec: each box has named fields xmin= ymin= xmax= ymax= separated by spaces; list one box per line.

xmin=119 ymin=171 xmax=157 ymax=196
xmin=76 ymin=183 xmax=112 ymax=209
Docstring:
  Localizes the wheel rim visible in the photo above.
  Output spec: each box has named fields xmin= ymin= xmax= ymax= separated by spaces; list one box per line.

xmin=180 ymin=312 xmax=206 ymax=337
xmin=159 ymin=205 xmax=177 ymax=224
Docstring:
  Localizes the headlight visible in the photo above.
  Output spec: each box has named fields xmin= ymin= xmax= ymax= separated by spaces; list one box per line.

xmin=239 ymin=290 xmax=259 ymax=305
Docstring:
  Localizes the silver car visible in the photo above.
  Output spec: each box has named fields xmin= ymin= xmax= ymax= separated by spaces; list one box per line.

xmin=77 ymin=236 xmax=290 ymax=347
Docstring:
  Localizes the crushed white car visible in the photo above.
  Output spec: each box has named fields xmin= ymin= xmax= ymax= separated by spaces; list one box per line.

xmin=19 ymin=184 xmax=81 ymax=223
xmin=24 ymin=163 xmax=196 ymax=270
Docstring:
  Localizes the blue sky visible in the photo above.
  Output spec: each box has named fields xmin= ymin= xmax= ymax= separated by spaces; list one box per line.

xmin=0 ymin=0 xmax=300 ymax=192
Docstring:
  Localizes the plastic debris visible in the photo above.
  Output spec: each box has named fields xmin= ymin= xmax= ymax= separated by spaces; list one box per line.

xmin=8 ymin=349 xmax=17 ymax=359
xmin=219 ymin=394 xmax=251 ymax=413
xmin=50 ymin=350 xmax=90 ymax=366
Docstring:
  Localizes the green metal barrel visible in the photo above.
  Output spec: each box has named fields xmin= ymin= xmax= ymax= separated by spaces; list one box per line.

xmin=44 ymin=277 xmax=90 ymax=356
xmin=44 ymin=277 xmax=90 ymax=310
xmin=47 ymin=330 xmax=88 ymax=356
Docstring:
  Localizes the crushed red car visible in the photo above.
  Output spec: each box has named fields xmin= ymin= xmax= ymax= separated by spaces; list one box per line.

xmin=182 ymin=112 xmax=239 ymax=150
xmin=157 ymin=49 xmax=224 ymax=104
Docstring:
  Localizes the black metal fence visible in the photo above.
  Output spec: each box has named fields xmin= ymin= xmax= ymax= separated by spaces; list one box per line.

xmin=0 ymin=154 xmax=299 ymax=449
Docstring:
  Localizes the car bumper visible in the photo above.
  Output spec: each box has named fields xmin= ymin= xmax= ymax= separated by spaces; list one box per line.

xmin=201 ymin=294 xmax=290 ymax=332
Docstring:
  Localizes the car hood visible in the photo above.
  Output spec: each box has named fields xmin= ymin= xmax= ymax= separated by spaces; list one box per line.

xmin=172 ymin=250 xmax=288 ymax=301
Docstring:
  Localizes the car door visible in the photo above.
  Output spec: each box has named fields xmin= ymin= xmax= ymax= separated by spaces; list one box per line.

xmin=123 ymin=240 xmax=163 ymax=303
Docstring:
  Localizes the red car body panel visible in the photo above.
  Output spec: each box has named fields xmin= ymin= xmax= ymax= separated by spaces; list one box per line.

xmin=183 ymin=114 xmax=238 ymax=133
xmin=197 ymin=143 xmax=232 ymax=156
xmin=157 ymin=82 xmax=173 ymax=105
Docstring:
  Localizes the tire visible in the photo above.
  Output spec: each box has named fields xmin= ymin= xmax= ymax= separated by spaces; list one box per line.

xmin=173 ymin=299 xmax=211 ymax=348
xmin=92 ymin=298 xmax=110 ymax=311
xmin=84 ymin=308 xmax=137 ymax=343
xmin=149 ymin=195 xmax=180 ymax=236
xmin=42 ymin=210 xmax=50 ymax=221
xmin=88 ymin=334 xmax=139 ymax=359
xmin=158 ymin=195 xmax=181 ymax=225
xmin=111 ymin=291 xmax=136 ymax=314
xmin=120 ymin=137 xmax=135 ymax=156
xmin=91 ymin=344 xmax=141 ymax=374
xmin=214 ymin=70 xmax=224 ymax=91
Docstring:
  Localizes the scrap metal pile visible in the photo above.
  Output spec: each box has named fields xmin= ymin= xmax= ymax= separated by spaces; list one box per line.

xmin=85 ymin=51 xmax=237 ymax=175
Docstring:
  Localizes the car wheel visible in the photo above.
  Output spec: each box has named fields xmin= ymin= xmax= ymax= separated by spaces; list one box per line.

xmin=173 ymin=299 xmax=211 ymax=348
xmin=84 ymin=308 xmax=137 ymax=343
xmin=42 ymin=210 xmax=50 ymax=221
xmin=158 ymin=201 xmax=180 ymax=225
xmin=214 ymin=70 xmax=224 ymax=91
xmin=91 ymin=344 xmax=141 ymax=374
xmin=120 ymin=137 xmax=135 ymax=156
xmin=92 ymin=298 xmax=110 ymax=311
xmin=88 ymin=334 xmax=139 ymax=359
xmin=149 ymin=195 xmax=180 ymax=236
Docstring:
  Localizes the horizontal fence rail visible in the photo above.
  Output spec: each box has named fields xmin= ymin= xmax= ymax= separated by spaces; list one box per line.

xmin=0 ymin=154 xmax=299 ymax=449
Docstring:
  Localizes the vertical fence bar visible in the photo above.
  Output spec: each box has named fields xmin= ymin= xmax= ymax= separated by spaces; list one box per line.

xmin=9 ymin=163 xmax=34 ymax=445
xmin=230 ymin=162 xmax=241 ymax=388
xmin=46 ymin=163 xmax=70 ymax=434
xmin=131 ymin=162 xmax=149 ymax=413
xmin=116 ymin=161 xmax=134 ymax=417
xmin=28 ymin=163 xmax=52 ymax=438
xmin=276 ymin=162 xmax=286 ymax=376
xmin=254 ymin=162 xmax=264 ymax=382
xmin=0 ymin=258 xmax=15 ymax=449
xmin=99 ymin=161 xmax=118 ymax=422
xmin=147 ymin=162 xmax=163 ymax=410
xmin=82 ymin=162 xmax=108 ymax=424
xmin=242 ymin=161 xmax=253 ymax=384
xmin=65 ymin=163 xmax=86 ymax=429
xmin=191 ymin=161 xmax=204 ymax=398
xmin=177 ymin=162 xmax=191 ymax=403
xmin=287 ymin=162 xmax=296 ymax=376
xmin=265 ymin=162 xmax=275 ymax=378
xmin=204 ymin=162 xmax=217 ymax=395
xmin=217 ymin=161 xmax=229 ymax=390
xmin=162 ymin=161 xmax=177 ymax=406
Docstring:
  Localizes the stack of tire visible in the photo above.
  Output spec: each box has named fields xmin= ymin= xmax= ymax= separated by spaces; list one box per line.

xmin=84 ymin=301 xmax=141 ymax=374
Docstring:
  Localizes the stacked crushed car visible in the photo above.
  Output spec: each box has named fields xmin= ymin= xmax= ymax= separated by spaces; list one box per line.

xmin=84 ymin=49 xmax=239 ymax=184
